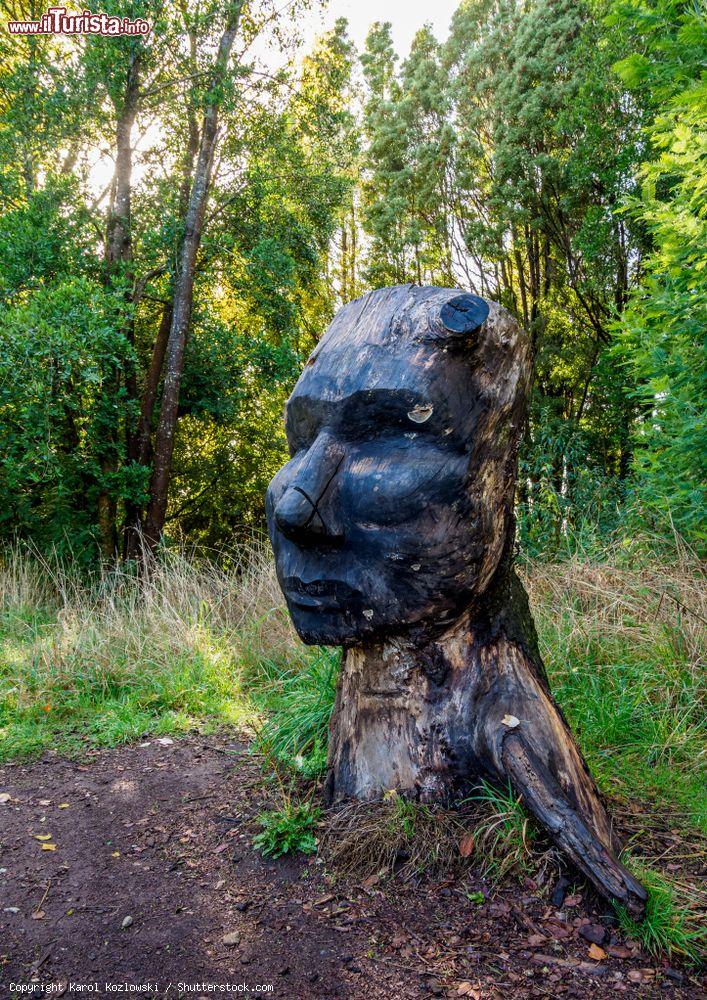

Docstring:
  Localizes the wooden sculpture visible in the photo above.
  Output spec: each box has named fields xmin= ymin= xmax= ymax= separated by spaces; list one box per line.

xmin=266 ymin=284 xmax=646 ymax=916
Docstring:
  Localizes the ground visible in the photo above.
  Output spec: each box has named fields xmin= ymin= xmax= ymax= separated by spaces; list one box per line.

xmin=0 ymin=737 xmax=703 ymax=999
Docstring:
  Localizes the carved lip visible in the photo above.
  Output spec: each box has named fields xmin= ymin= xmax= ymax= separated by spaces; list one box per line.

xmin=283 ymin=576 xmax=359 ymax=611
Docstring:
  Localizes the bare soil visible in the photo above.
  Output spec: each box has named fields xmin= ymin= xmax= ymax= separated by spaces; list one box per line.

xmin=0 ymin=737 xmax=703 ymax=998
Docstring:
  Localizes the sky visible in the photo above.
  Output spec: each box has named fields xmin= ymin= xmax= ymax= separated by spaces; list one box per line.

xmin=298 ymin=0 xmax=459 ymax=54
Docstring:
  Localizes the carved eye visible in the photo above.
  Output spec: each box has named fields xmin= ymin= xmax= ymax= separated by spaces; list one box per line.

xmin=440 ymin=294 xmax=489 ymax=335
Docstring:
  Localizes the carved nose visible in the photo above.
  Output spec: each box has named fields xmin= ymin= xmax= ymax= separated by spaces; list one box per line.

xmin=276 ymin=487 xmax=321 ymax=537
xmin=274 ymin=435 xmax=344 ymax=544
xmin=275 ymin=485 xmax=343 ymax=543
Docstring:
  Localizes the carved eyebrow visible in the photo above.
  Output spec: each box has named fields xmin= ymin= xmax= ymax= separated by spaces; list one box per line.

xmin=338 ymin=388 xmax=437 ymax=424
xmin=285 ymin=387 xmax=452 ymax=444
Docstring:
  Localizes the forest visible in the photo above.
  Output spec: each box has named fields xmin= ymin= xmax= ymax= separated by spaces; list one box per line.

xmin=0 ymin=0 xmax=705 ymax=991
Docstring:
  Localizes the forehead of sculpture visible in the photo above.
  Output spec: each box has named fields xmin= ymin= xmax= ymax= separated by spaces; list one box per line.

xmin=290 ymin=284 xmax=489 ymax=422
xmin=314 ymin=284 xmax=488 ymax=355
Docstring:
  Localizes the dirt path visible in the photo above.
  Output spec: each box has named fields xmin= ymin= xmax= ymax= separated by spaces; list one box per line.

xmin=0 ymin=737 xmax=702 ymax=998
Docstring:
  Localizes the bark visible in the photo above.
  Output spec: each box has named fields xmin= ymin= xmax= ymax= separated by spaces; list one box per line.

xmin=325 ymin=561 xmax=647 ymax=917
xmin=142 ymin=3 xmax=243 ymax=553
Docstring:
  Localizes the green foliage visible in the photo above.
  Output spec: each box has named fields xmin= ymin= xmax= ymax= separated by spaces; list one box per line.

xmin=517 ymin=397 xmax=628 ymax=558
xmin=252 ymin=800 xmax=321 ymax=858
xmin=610 ymin=0 xmax=707 ymax=550
xmin=0 ymin=278 xmax=138 ymax=559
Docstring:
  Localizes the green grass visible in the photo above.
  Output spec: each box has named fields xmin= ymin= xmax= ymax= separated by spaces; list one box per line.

xmin=0 ymin=547 xmax=268 ymax=760
xmin=469 ymin=780 xmax=538 ymax=880
xmin=614 ymin=857 xmax=706 ymax=965
xmin=239 ymin=639 xmax=339 ymax=778
xmin=528 ymin=556 xmax=706 ymax=834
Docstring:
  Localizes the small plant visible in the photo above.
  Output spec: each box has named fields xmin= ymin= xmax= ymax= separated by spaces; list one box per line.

xmin=470 ymin=779 xmax=538 ymax=880
xmin=614 ymin=857 xmax=706 ymax=964
xmin=292 ymin=737 xmax=329 ymax=780
xmin=385 ymin=789 xmax=419 ymax=840
xmin=252 ymin=800 xmax=321 ymax=859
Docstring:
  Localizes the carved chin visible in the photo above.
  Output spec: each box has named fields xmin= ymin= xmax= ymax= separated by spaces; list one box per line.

xmin=286 ymin=600 xmax=381 ymax=646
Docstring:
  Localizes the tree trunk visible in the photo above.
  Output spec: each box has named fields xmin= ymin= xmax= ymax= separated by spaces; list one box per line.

xmin=325 ymin=559 xmax=647 ymax=917
xmin=142 ymin=3 xmax=242 ymax=553
xmin=98 ymin=49 xmax=141 ymax=560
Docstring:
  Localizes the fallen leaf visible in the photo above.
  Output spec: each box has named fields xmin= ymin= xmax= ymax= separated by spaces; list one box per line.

xmin=459 ymin=832 xmax=475 ymax=857
xmin=31 ymin=910 xmax=45 ymax=920
xmin=564 ymin=894 xmax=582 ymax=907
xmin=578 ymin=922 xmax=606 ymax=945
xmin=58 ymin=803 xmax=70 ymax=810
xmin=607 ymin=943 xmax=632 ymax=959
xmin=456 ymin=984 xmax=480 ymax=998
xmin=544 ymin=920 xmax=572 ymax=939
xmin=588 ymin=943 xmax=607 ymax=961
xmin=156 ymin=737 xmax=174 ymax=746
xmin=34 ymin=833 xmax=52 ymax=841
xmin=41 ymin=843 xmax=57 ymax=851
xmin=38 ymin=799 xmax=51 ymax=806
xmin=527 ymin=934 xmax=546 ymax=947
xmin=222 ymin=931 xmax=240 ymax=946
xmin=0 ymin=793 xmax=10 ymax=804
xmin=501 ymin=714 xmax=520 ymax=728
xmin=111 ymin=851 xmax=120 ymax=858
xmin=627 ymin=971 xmax=643 ymax=983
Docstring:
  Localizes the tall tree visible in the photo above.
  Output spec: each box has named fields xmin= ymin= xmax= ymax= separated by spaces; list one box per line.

xmin=142 ymin=2 xmax=244 ymax=553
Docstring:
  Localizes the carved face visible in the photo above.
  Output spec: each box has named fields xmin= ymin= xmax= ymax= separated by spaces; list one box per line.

xmin=266 ymin=285 xmax=529 ymax=645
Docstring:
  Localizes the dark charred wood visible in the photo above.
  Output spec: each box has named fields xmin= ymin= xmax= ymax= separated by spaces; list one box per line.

xmin=266 ymin=284 xmax=647 ymax=917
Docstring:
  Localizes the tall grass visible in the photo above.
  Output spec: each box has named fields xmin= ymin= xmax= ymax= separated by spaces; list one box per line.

xmin=0 ymin=541 xmax=301 ymax=758
xmin=527 ymin=542 xmax=706 ymax=833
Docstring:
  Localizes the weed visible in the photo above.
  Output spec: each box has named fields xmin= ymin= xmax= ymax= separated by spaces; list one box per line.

xmin=252 ymin=800 xmax=321 ymax=859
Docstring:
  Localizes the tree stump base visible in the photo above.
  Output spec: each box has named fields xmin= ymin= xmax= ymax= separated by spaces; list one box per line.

xmin=325 ymin=567 xmax=647 ymax=917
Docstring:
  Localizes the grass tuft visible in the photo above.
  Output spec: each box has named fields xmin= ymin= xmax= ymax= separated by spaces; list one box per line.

xmin=320 ymin=791 xmax=470 ymax=879
xmin=470 ymin=780 xmax=542 ymax=880
xmin=614 ymin=857 xmax=706 ymax=964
